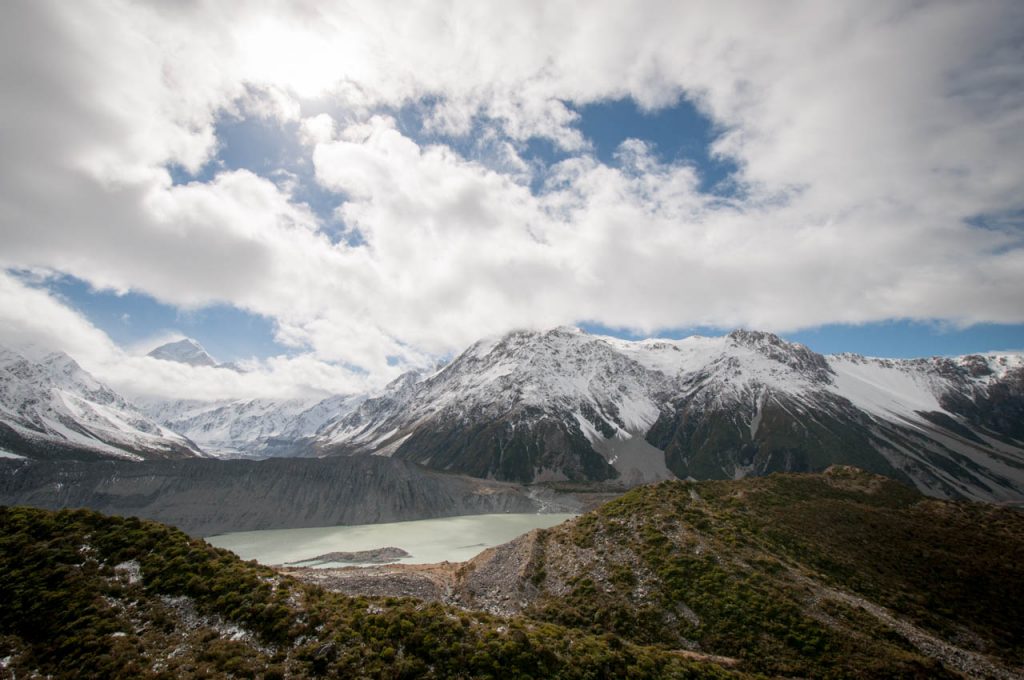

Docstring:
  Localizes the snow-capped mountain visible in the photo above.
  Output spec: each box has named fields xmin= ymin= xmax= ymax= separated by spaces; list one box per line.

xmin=138 ymin=336 xmax=367 ymax=457
xmin=313 ymin=327 xmax=1024 ymax=502
xmin=137 ymin=394 xmax=363 ymax=458
xmin=147 ymin=338 xmax=218 ymax=367
xmin=6 ymin=327 xmax=1022 ymax=502
xmin=0 ymin=347 xmax=203 ymax=460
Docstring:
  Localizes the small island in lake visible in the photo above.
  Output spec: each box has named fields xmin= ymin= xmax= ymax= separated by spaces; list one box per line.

xmin=287 ymin=546 xmax=411 ymax=566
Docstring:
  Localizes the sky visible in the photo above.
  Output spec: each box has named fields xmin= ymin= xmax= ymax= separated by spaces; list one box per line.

xmin=1 ymin=1 xmax=1023 ymax=400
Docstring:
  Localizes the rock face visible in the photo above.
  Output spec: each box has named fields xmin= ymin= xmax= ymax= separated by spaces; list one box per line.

xmin=0 ymin=456 xmax=565 ymax=536
xmin=314 ymin=327 xmax=1024 ymax=502
xmin=0 ymin=346 xmax=202 ymax=461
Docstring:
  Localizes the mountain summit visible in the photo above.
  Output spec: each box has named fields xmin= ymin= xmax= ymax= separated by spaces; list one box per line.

xmin=314 ymin=326 xmax=1024 ymax=502
xmin=0 ymin=346 xmax=202 ymax=460
xmin=5 ymin=326 xmax=1023 ymax=503
xmin=147 ymin=338 xmax=217 ymax=368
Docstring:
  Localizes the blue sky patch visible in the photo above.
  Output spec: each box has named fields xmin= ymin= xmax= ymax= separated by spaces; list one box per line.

xmin=580 ymin=320 xmax=1024 ymax=357
xmin=167 ymin=112 xmax=353 ymax=243
xmin=151 ymin=96 xmax=1023 ymax=364
xmin=40 ymin=274 xmax=289 ymax=362
xmin=573 ymin=97 xmax=738 ymax=194
xmin=16 ymin=271 xmax=1024 ymax=362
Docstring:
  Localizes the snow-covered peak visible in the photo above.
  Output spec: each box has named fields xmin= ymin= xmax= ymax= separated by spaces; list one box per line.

xmin=321 ymin=325 xmax=843 ymax=454
xmin=420 ymin=326 xmax=843 ymax=413
xmin=40 ymin=351 xmax=97 ymax=383
xmin=438 ymin=326 xmax=659 ymax=416
xmin=0 ymin=344 xmax=202 ymax=460
xmin=724 ymin=330 xmax=832 ymax=382
xmin=382 ymin=370 xmax=424 ymax=395
xmin=136 ymin=393 xmax=365 ymax=458
xmin=147 ymin=338 xmax=217 ymax=367
xmin=826 ymin=350 xmax=1024 ymax=422
xmin=0 ymin=346 xmax=26 ymax=369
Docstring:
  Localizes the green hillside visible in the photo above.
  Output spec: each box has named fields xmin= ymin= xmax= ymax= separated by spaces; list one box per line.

xmin=511 ymin=467 xmax=1024 ymax=678
xmin=3 ymin=467 xmax=1022 ymax=679
xmin=0 ymin=505 xmax=738 ymax=679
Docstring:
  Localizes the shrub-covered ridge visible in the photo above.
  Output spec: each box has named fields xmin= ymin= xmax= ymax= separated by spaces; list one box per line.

xmin=492 ymin=467 xmax=1024 ymax=679
xmin=0 ymin=504 xmax=740 ymax=679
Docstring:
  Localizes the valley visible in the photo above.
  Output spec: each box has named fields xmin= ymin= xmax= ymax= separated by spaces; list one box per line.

xmin=284 ymin=467 xmax=1024 ymax=678
xmin=0 ymin=456 xmax=595 ymax=536
xmin=2 ymin=467 xmax=1021 ymax=679
xmin=2 ymin=327 xmax=1022 ymax=529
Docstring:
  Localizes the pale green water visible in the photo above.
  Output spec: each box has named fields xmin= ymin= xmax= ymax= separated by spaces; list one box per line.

xmin=206 ymin=513 xmax=577 ymax=567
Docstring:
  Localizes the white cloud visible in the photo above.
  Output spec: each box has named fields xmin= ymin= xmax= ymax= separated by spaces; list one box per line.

xmin=0 ymin=271 xmax=374 ymax=400
xmin=300 ymin=113 xmax=336 ymax=146
xmin=0 ymin=0 xmax=1022 ymax=398
xmin=0 ymin=271 xmax=120 ymax=364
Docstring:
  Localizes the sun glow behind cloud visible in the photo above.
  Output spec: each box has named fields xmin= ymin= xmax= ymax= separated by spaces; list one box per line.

xmin=235 ymin=19 xmax=345 ymax=100
xmin=0 ymin=0 xmax=1022 ymax=399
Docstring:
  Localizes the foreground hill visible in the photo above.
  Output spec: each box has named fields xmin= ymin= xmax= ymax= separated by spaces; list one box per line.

xmin=298 ymin=468 xmax=1024 ymax=679
xmin=0 ymin=505 xmax=740 ymax=679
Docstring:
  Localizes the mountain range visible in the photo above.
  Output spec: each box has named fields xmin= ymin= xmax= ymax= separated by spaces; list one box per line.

xmin=314 ymin=327 xmax=1024 ymax=502
xmin=2 ymin=328 xmax=1022 ymax=503
xmin=0 ymin=347 xmax=201 ymax=461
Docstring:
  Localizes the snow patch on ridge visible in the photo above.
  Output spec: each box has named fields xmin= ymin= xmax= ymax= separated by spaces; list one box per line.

xmin=828 ymin=356 xmax=944 ymax=420
xmin=749 ymin=389 xmax=767 ymax=439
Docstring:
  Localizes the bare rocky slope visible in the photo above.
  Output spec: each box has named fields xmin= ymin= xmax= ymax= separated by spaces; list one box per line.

xmin=0 ymin=456 xmax=578 ymax=535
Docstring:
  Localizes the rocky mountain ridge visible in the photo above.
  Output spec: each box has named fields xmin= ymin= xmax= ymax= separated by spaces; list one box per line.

xmin=0 ymin=347 xmax=202 ymax=461
xmin=314 ymin=327 xmax=1024 ymax=502
xmin=2 ymin=328 xmax=1022 ymax=504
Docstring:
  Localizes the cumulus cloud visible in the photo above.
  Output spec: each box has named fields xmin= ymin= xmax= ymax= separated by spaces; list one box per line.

xmin=0 ymin=0 xmax=1022 ymax=398
xmin=0 ymin=271 xmax=372 ymax=400
xmin=300 ymin=113 xmax=336 ymax=147
xmin=0 ymin=272 xmax=121 ymax=364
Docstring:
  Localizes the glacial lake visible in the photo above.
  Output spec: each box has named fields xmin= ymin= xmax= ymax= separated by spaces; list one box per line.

xmin=206 ymin=513 xmax=577 ymax=568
